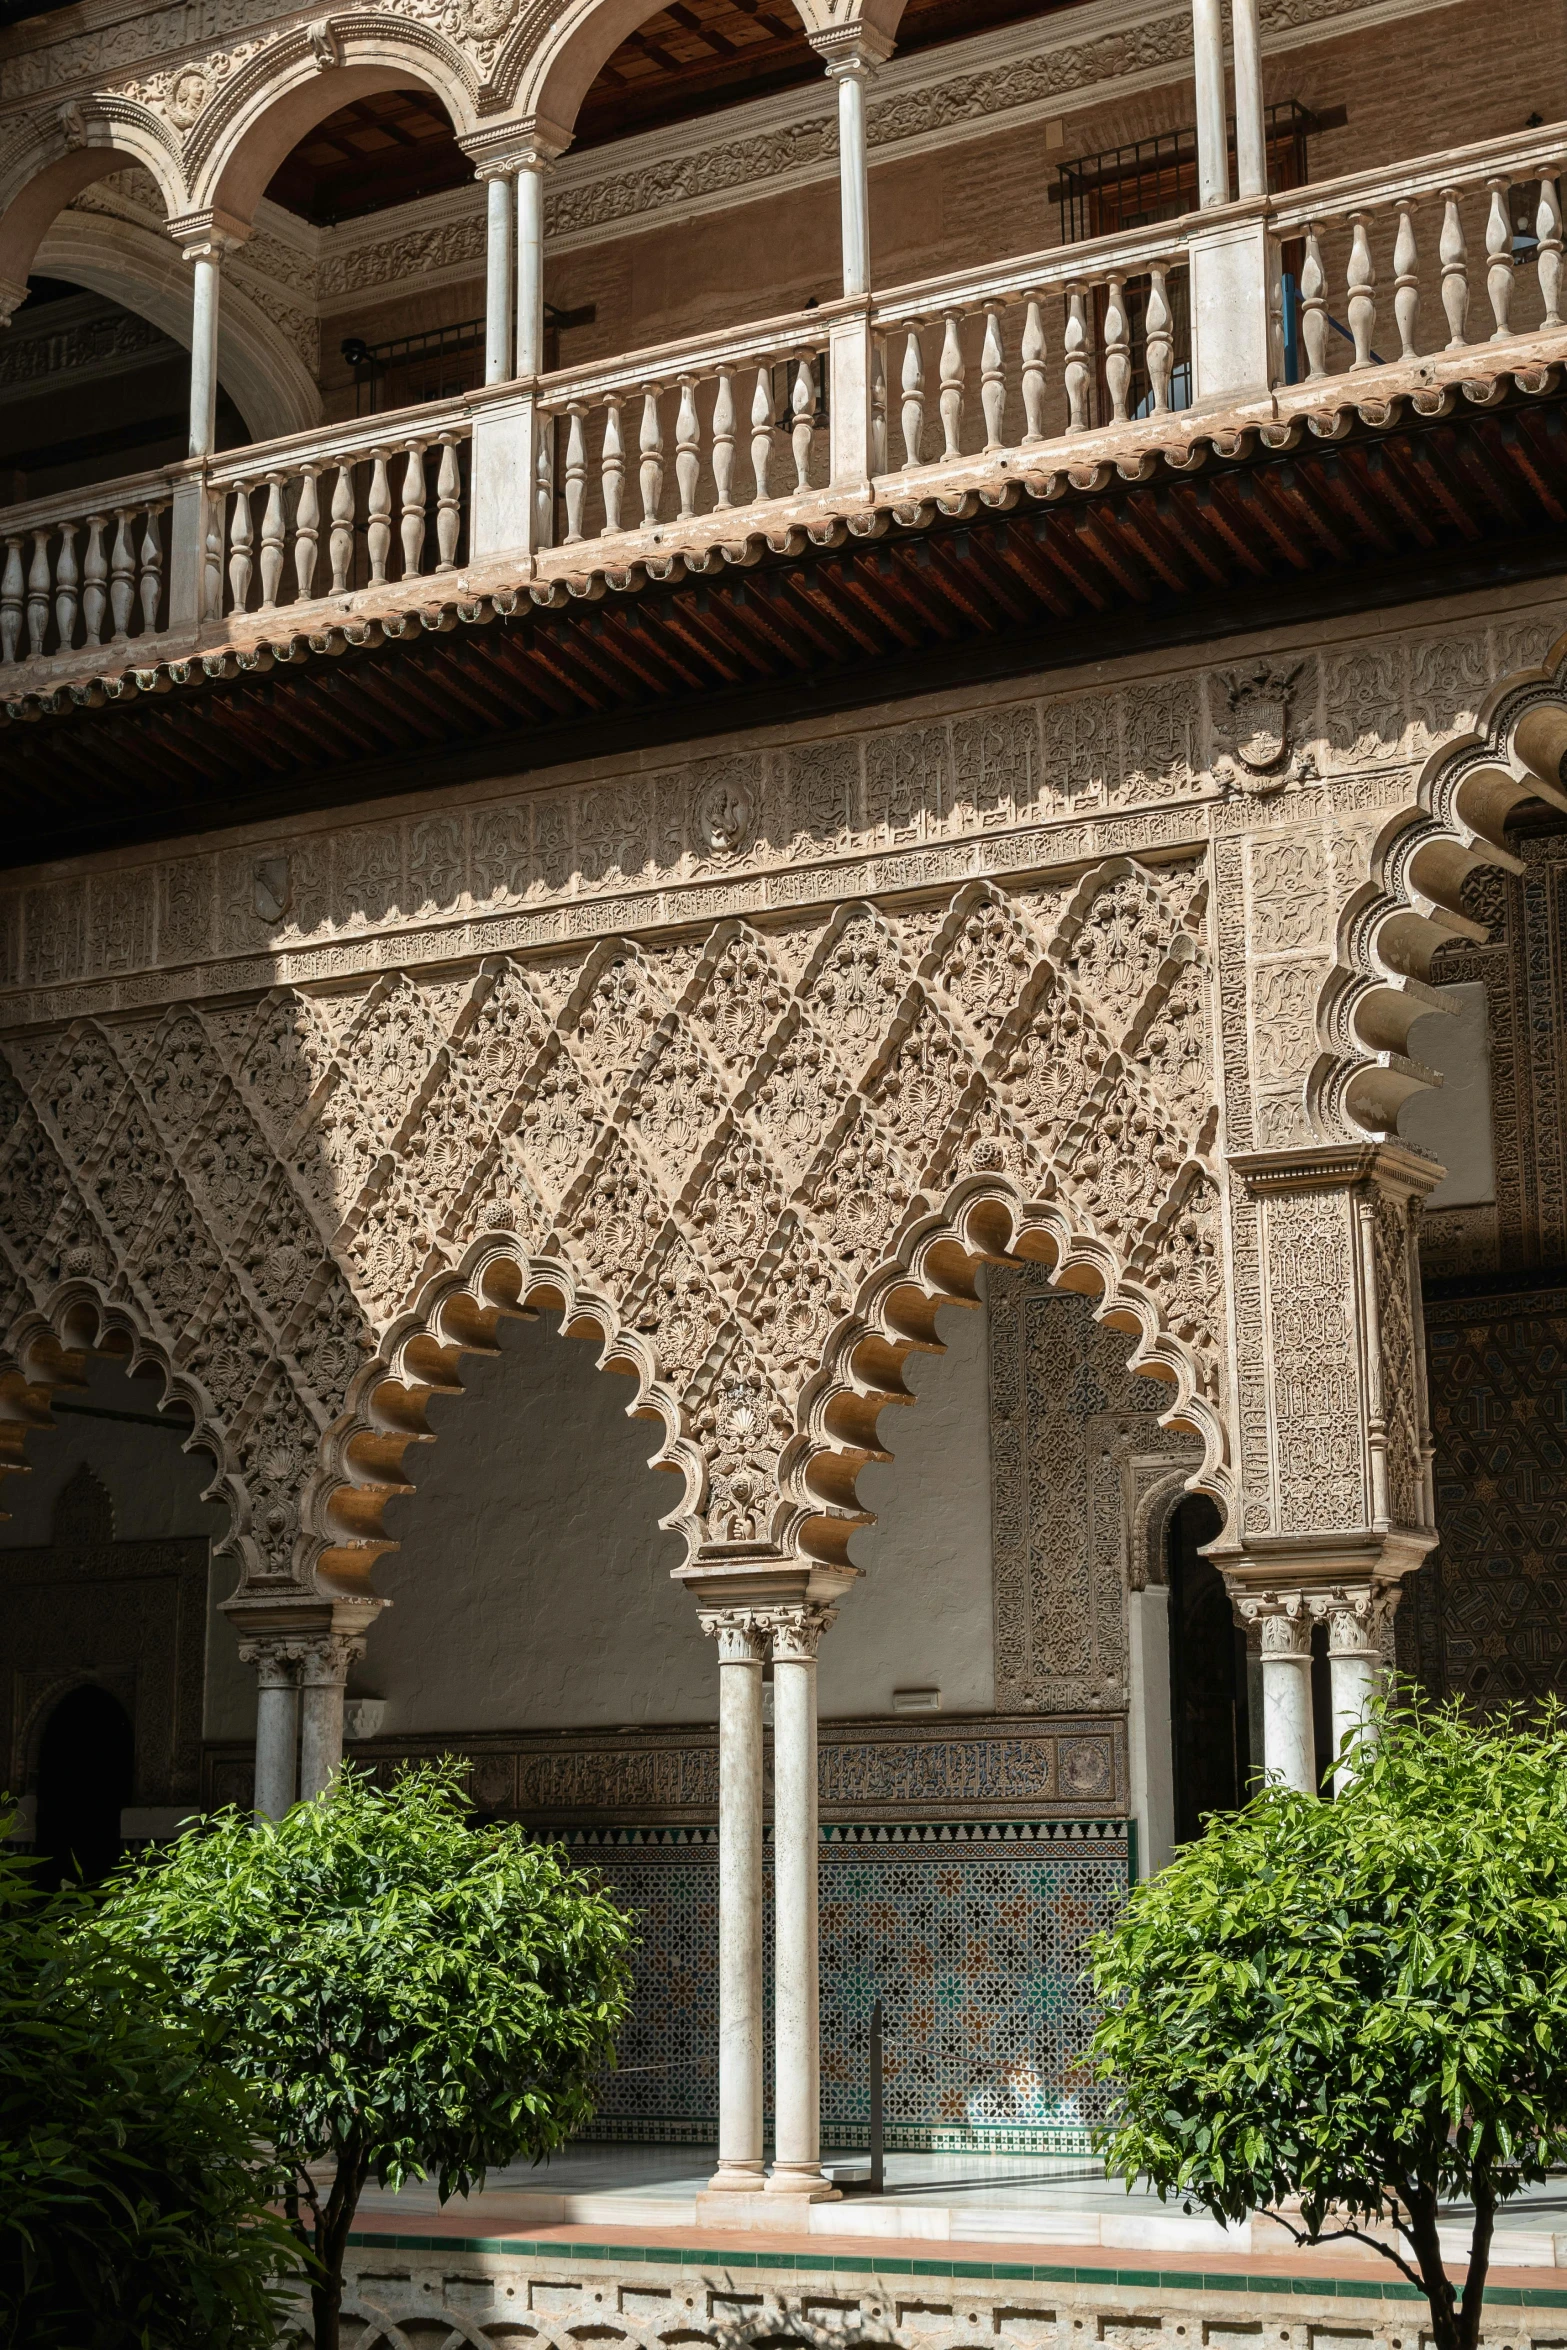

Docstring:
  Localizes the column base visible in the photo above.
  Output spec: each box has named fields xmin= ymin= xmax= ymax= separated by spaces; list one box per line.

xmin=765 ymin=2165 xmax=841 ymax=2201
xmin=705 ymin=2161 xmax=767 ymax=2193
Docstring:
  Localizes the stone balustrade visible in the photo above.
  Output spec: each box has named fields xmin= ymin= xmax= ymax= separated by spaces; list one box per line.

xmin=6 ymin=123 xmax=1567 ymax=699
xmin=209 ymin=404 xmax=472 ymax=620
xmin=1270 ymin=127 xmax=1567 ymax=380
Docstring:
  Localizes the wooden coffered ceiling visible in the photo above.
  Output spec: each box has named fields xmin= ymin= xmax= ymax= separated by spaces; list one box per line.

xmin=263 ymin=0 xmax=1061 ymax=223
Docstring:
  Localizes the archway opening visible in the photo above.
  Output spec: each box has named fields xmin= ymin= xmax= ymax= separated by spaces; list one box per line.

xmin=1167 ymin=1494 xmax=1247 ymax=1844
xmin=3 ymin=274 xmax=247 ymax=503
xmin=35 ymin=1682 xmax=134 ymax=1890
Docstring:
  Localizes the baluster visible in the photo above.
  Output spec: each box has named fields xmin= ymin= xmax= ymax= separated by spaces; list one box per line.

xmin=294 ymin=468 xmax=321 ymax=602
xmin=227 ymin=487 xmax=254 ymax=615
xmin=54 ymin=522 xmax=80 ymax=651
xmin=259 ymin=473 xmax=287 ymax=610
xmin=366 ymin=449 xmax=392 ymax=583
xmin=536 ymin=426 xmax=553 ymax=549
xmin=871 ymin=339 xmax=888 ymax=475
xmin=639 ymin=386 xmax=665 ymax=524
xmin=0 ymin=537 xmax=22 ymax=665
xmin=938 ymin=312 xmax=965 ymax=459
xmin=980 ymin=306 xmax=1006 ymax=451
xmin=1486 ymin=177 xmax=1514 ymax=338
xmin=1104 ymin=276 xmax=1131 ymax=422
xmin=1439 ymin=190 xmax=1469 ymax=348
xmin=137 ymin=507 xmax=163 ymax=634
xmin=401 ymin=441 xmax=428 ymax=578
xmin=109 ymin=507 xmax=136 ymax=635
xmin=750 ymin=369 xmax=774 ymax=499
xmin=900 ymin=325 xmax=925 ymax=468
xmin=435 ymin=436 xmax=462 ymax=570
xmin=675 ymin=376 xmax=701 ymax=518
xmin=563 ymin=406 xmax=588 ymax=542
xmin=329 ymin=463 xmax=355 ymax=593
xmin=712 ymin=370 xmax=736 ymax=509
xmin=1300 ymin=223 xmax=1329 ymax=376
xmin=1346 ymin=212 xmax=1377 ymax=368
xmin=25 ymin=532 xmax=50 ymax=657
xmin=82 ymin=514 xmax=107 ymax=646
xmin=791 ymin=354 xmax=815 ymax=488
xmin=1020 ymin=298 xmax=1047 ymax=440
xmin=601 ymin=400 xmax=626 ymax=532
xmin=1539 ymin=172 xmax=1564 ymax=328
xmin=1063 ymin=289 xmax=1091 ymax=432
xmin=1145 ymin=267 xmax=1173 ymax=412
xmin=1392 ymin=200 xmax=1420 ymax=360
xmin=203 ymin=510 xmax=223 ymax=621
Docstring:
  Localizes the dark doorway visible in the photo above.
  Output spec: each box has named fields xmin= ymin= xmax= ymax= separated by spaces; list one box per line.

xmin=1167 ymin=1497 xmax=1251 ymax=1843
xmin=35 ymin=1684 xmax=134 ymax=1891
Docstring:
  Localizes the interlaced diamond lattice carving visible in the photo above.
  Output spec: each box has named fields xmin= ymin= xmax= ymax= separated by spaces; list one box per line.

xmin=0 ymin=859 xmax=1221 ymax=1597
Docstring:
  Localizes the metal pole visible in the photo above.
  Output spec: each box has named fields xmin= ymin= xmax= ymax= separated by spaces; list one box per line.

xmin=869 ymin=1995 xmax=884 ymax=2194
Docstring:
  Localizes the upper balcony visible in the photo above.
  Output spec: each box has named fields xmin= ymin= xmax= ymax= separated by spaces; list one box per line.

xmin=1 ymin=0 xmax=1565 ymax=743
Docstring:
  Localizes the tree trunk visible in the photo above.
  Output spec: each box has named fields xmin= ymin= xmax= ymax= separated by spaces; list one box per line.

xmin=311 ymin=2272 xmax=342 ymax=2350
xmin=1403 ymin=2184 xmax=1463 ymax=2350
xmin=313 ymin=2147 xmax=369 ymax=2349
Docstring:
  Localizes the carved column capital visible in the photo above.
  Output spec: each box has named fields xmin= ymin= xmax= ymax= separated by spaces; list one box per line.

xmin=237 ymin=1635 xmax=304 ymax=1688
xmin=758 ymin=1602 xmax=838 ymax=1662
xmin=1236 ymin=1589 xmax=1312 ymax=1657
xmin=167 ymin=208 xmax=250 ymax=265
xmin=807 ymin=22 xmax=895 ymax=71
xmin=701 ymin=1609 xmax=771 ymax=1665
xmin=1308 ymin=1582 xmax=1396 ymax=1656
xmin=294 ymin=1633 xmax=365 ymax=1687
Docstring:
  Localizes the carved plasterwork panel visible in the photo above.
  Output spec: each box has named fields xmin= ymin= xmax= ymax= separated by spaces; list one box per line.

xmin=0 ymin=857 xmax=1219 ymax=1598
xmin=987 ymin=1269 xmax=1197 ymax=1715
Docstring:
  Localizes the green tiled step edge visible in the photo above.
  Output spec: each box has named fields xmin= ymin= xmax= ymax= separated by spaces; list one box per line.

xmin=344 ymin=2234 xmax=1567 ymax=2304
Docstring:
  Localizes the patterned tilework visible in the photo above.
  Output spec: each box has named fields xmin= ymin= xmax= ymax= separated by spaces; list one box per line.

xmin=1400 ymin=1284 xmax=1567 ymax=1705
xmin=560 ymin=1821 xmax=1130 ymax=2153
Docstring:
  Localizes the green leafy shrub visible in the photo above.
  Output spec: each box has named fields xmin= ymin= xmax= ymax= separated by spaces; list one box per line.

xmin=101 ymin=1761 xmax=635 ymax=2350
xmin=0 ymin=1817 xmax=298 ymax=2350
xmin=1091 ymin=1697 xmax=1567 ymax=2350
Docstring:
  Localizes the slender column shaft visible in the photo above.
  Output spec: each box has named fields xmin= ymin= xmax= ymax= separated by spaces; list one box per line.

xmin=766 ymin=1605 xmax=836 ymax=2199
xmin=241 ymin=1642 xmax=299 ymax=1821
xmin=705 ymin=1614 xmax=767 ymax=2192
xmin=834 ymin=63 xmax=872 ymax=299
xmin=1231 ymin=0 xmax=1267 ymax=199
xmin=296 ymin=1635 xmax=363 ymax=1800
xmin=516 ymin=163 xmax=547 ymax=379
xmin=1191 ymin=0 xmax=1231 ymax=209
xmin=1246 ymin=1598 xmax=1314 ymax=1793
xmin=187 ymin=248 xmax=223 ymax=459
xmin=485 ymin=173 xmax=516 ymax=385
xmin=1316 ymin=1588 xmax=1386 ymax=1792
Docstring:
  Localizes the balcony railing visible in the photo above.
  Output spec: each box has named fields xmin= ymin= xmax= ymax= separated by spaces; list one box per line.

xmin=3 ymin=120 xmax=1566 ymax=699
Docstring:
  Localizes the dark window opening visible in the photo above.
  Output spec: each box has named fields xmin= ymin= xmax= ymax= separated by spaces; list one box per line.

xmin=342 ymin=302 xmax=598 ymax=416
xmin=1167 ymin=1495 xmax=1250 ymax=1844
xmin=35 ymin=1683 xmax=134 ymax=1892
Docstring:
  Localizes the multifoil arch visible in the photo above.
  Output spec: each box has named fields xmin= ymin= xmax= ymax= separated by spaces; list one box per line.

xmin=1314 ymin=623 xmax=1567 ymax=1141
xmin=0 ymin=854 xmax=1228 ymax=1608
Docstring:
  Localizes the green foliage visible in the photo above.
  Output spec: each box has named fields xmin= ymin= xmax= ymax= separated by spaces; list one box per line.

xmin=1090 ymin=1696 xmax=1567 ymax=2350
xmin=99 ymin=1761 xmax=635 ymax=2349
xmin=0 ymin=1820 xmax=298 ymax=2350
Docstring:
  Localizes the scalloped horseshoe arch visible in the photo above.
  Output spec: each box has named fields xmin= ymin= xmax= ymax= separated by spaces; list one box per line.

xmin=1314 ymin=628 xmax=1567 ymax=1141
xmin=0 ymin=858 xmax=1226 ymax=1614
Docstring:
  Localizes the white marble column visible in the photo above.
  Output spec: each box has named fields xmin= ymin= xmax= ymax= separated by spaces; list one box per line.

xmin=515 ymin=160 xmax=547 ymax=379
xmin=766 ymin=1602 xmax=837 ymax=2201
xmin=1190 ymin=0 xmax=1231 ymax=210
xmin=1231 ymin=0 xmax=1268 ymax=200
xmin=1241 ymin=1595 xmax=1315 ymax=1793
xmin=240 ymin=1638 xmax=300 ymax=1821
xmin=1313 ymin=1587 xmax=1385 ymax=1791
xmin=703 ymin=1610 xmax=768 ymax=2192
xmin=297 ymin=1635 xmax=364 ymax=1800
xmin=829 ymin=55 xmax=874 ymax=298
xmin=483 ymin=169 xmax=516 ymax=385
xmin=184 ymin=233 xmax=227 ymax=460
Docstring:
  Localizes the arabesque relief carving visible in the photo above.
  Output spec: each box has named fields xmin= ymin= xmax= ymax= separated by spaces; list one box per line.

xmin=0 ymin=857 xmax=1223 ymax=1613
